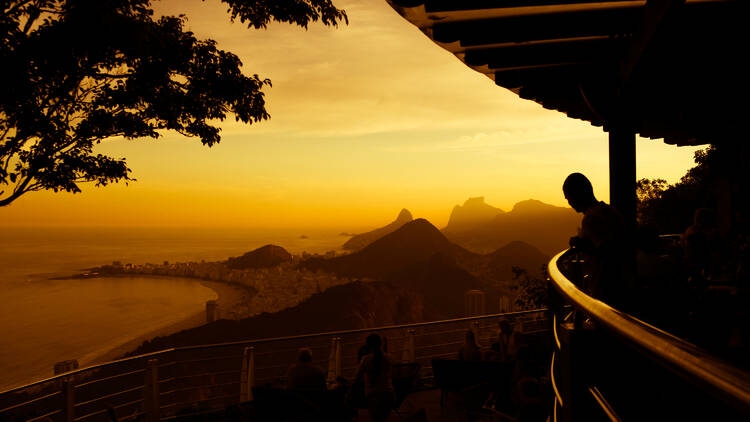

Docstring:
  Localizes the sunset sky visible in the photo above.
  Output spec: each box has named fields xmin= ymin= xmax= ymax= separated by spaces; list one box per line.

xmin=1 ymin=0 xmax=701 ymax=230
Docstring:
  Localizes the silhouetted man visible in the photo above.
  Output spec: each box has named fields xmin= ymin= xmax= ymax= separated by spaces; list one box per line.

xmin=563 ymin=173 xmax=627 ymax=305
xmin=286 ymin=347 xmax=326 ymax=392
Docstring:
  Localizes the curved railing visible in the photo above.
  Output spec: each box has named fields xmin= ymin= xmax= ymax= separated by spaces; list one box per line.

xmin=548 ymin=248 xmax=750 ymax=421
xmin=0 ymin=309 xmax=548 ymax=422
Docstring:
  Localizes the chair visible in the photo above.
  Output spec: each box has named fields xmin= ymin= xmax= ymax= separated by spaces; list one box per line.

xmin=431 ymin=359 xmax=516 ymax=419
xmin=392 ymin=362 xmax=421 ymax=417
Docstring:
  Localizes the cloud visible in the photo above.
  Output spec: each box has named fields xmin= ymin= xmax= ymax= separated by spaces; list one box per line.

xmin=382 ymin=121 xmax=600 ymax=153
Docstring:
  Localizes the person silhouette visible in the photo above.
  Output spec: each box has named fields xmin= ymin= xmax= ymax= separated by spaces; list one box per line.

xmin=286 ymin=347 xmax=326 ymax=392
xmin=682 ymin=208 xmax=724 ymax=282
xmin=563 ymin=173 xmax=628 ymax=305
xmin=491 ymin=319 xmax=520 ymax=361
xmin=354 ymin=334 xmax=395 ymax=422
xmin=458 ymin=329 xmax=483 ymax=361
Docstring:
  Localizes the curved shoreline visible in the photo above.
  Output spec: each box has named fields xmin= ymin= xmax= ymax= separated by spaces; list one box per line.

xmin=84 ymin=278 xmax=252 ymax=365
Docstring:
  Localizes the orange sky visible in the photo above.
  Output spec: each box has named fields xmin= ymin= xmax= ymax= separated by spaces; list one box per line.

xmin=1 ymin=0 xmax=701 ymax=231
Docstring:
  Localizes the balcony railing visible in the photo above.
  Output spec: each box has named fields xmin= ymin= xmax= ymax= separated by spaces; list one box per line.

xmin=0 ymin=309 xmax=548 ymax=422
xmin=548 ymin=248 xmax=750 ymax=421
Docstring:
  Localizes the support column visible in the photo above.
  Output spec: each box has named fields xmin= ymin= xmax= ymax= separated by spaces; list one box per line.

xmin=609 ymin=127 xmax=637 ymax=307
xmin=240 ymin=346 xmax=255 ymax=402
xmin=608 ymin=128 xmax=636 ymax=228
xmin=144 ymin=358 xmax=160 ymax=422
xmin=407 ymin=329 xmax=416 ymax=363
xmin=334 ymin=337 xmax=343 ymax=379
xmin=327 ymin=337 xmax=337 ymax=385
xmin=61 ymin=378 xmax=75 ymax=422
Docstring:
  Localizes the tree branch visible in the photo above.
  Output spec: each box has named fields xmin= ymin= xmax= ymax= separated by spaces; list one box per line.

xmin=0 ymin=174 xmax=32 ymax=206
xmin=2 ymin=0 xmax=36 ymax=18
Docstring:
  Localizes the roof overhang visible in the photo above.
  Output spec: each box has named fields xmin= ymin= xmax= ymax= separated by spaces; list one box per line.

xmin=387 ymin=0 xmax=748 ymax=146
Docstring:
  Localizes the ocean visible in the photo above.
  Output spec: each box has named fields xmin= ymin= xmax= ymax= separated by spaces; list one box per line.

xmin=0 ymin=226 xmax=344 ymax=391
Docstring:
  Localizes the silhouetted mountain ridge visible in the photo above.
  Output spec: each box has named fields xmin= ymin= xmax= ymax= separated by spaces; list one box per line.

xmin=225 ymin=244 xmax=292 ymax=269
xmin=342 ymin=208 xmax=413 ymax=251
xmin=129 ymin=219 xmax=552 ymax=356
xmin=305 ymin=218 xmax=478 ymax=279
xmin=444 ymin=198 xmax=579 ymax=255
xmin=386 ymin=252 xmax=487 ymax=320
xmin=481 ymin=240 xmax=549 ymax=282
xmin=443 ymin=196 xmax=504 ymax=234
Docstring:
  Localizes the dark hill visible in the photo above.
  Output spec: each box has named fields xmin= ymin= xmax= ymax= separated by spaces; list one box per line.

xmin=306 ymin=218 xmax=478 ymax=279
xmin=225 ymin=244 xmax=292 ymax=270
xmin=482 ymin=240 xmax=549 ymax=282
xmin=129 ymin=281 xmax=423 ymax=355
xmin=343 ymin=208 xmax=413 ymax=251
xmin=386 ymin=253 xmax=488 ymax=320
xmin=444 ymin=199 xmax=579 ymax=255
xmin=443 ymin=196 xmax=504 ymax=234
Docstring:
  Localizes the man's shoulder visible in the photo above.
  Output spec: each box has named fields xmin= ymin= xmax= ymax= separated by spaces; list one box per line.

xmin=585 ymin=202 xmax=623 ymax=223
xmin=290 ymin=362 xmax=324 ymax=373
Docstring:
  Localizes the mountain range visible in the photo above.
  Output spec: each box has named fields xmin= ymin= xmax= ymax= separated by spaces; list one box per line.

xmin=342 ymin=208 xmax=413 ymax=251
xmin=443 ymin=199 xmax=579 ymax=255
xmin=443 ymin=196 xmax=504 ymax=235
xmin=128 ymin=215 xmax=550 ymax=353
xmin=309 ymin=218 xmax=477 ymax=278
xmin=341 ymin=198 xmax=578 ymax=256
xmin=305 ymin=218 xmax=548 ymax=316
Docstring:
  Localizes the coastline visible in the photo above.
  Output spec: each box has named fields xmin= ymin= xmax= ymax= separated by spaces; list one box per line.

xmin=85 ymin=278 xmax=252 ymax=365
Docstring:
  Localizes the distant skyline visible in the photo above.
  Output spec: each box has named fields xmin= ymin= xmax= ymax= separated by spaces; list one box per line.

xmin=1 ymin=0 xmax=701 ymax=230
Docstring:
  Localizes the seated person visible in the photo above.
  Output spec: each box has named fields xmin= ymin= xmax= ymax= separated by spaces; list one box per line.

xmin=286 ymin=347 xmax=326 ymax=392
xmin=490 ymin=320 xmax=520 ymax=361
xmin=458 ymin=330 xmax=482 ymax=361
xmin=682 ymin=208 xmax=724 ymax=282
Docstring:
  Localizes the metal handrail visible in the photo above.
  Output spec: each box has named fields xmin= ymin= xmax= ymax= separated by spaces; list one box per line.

xmin=174 ymin=308 xmax=545 ymax=352
xmin=548 ymin=248 xmax=750 ymax=415
xmin=1 ymin=308 xmax=543 ymax=397
xmin=0 ymin=349 xmax=172 ymax=396
xmin=1 ymin=309 xmax=548 ymax=421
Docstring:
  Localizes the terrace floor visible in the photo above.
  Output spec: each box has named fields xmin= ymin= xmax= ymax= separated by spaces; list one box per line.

xmin=354 ymin=387 xmax=523 ymax=422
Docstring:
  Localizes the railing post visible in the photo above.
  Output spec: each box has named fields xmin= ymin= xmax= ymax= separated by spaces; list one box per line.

xmin=144 ymin=358 xmax=160 ymax=422
xmin=335 ymin=337 xmax=343 ymax=379
xmin=61 ymin=377 xmax=74 ymax=422
xmin=327 ymin=337 xmax=337 ymax=385
xmin=471 ymin=321 xmax=480 ymax=342
xmin=408 ymin=329 xmax=416 ymax=363
xmin=240 ymin=346 xmax=255 ymax=402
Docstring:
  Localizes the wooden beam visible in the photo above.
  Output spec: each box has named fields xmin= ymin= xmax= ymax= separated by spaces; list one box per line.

xmin=621 ymin=0 xmax=686 ymax=84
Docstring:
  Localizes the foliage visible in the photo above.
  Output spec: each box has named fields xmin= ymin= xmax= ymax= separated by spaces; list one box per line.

xmin=636 ymin=146 xmax=722 ymax=233
xmin=512 ymin=265 xmax=548 ymax=310
xmin=0 ymin=0 xmax=346 ymax=206
xmin=636 ymin=178 xmax=667 ymax=203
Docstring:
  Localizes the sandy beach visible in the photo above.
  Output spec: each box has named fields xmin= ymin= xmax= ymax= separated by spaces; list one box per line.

xmin=87 ymin=279 xmax=253 ymax=364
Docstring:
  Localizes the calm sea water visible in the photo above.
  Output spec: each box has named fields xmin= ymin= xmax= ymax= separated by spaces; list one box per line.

xmin=0 ymin=226 xmax=344 ymax=391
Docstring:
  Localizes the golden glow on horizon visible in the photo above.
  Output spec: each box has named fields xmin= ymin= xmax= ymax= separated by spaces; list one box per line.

xmin=1 ymin=0 xmax=701 ymax=230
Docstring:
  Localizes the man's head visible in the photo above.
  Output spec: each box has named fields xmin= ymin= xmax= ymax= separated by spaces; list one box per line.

xmin=297 ymin=347 xmax=313 ymax=363
xmin=563 ymin=173 xmax=596 ymax=212
xmin=365 ymin=334 xmax=382 ymax=351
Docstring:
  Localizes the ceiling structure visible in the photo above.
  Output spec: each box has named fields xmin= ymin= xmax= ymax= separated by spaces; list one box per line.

xmin=387 ymin=0 xmax=747 ymax=146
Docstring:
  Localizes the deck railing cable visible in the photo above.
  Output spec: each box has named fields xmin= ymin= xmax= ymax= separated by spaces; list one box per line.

xmin=0 ymin=309 xmax=547 ymax=421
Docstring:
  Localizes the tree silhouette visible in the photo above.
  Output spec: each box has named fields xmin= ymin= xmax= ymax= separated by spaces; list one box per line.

xmin=637 ymin=146 xmax=721 ymax=233
xmin=513 ymin=265 xmax=548 ymax=310
xmin=0 ymin=0 xmax=346 ymax=206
